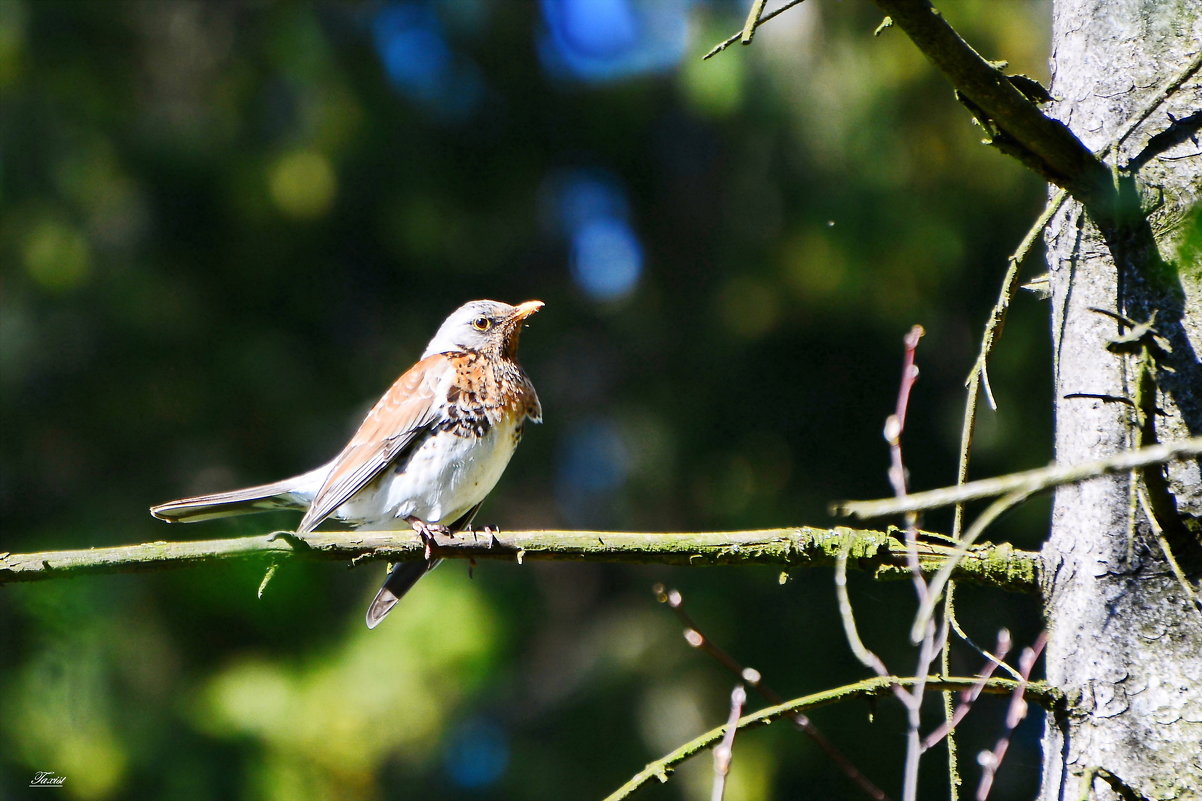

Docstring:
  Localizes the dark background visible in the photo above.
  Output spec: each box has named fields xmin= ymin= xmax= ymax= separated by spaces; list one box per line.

xmin=1 ymin=1 xmax=1054 ymax=799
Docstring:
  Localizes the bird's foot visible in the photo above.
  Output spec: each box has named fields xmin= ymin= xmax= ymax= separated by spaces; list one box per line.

xmin=405 ymin=517 xmax=451 ymax=561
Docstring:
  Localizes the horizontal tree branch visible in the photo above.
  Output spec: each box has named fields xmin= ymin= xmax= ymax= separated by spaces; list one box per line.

xmin=833 ymin=437 xmax=1202 ymax=520
xmin=0 ymin=525 xmax=1041 ymax=593
xmin=604 ymin=674 xmax=1064 ymax=801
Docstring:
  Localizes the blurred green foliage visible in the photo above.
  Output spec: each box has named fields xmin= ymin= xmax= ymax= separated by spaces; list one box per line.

xmin=2 ymin=1 xmax=1054 ymax=799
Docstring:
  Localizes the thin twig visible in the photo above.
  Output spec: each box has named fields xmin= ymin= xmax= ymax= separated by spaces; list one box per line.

xmin=975 ymin=632 xmax=1047 ymax=800
xmin=657 ymin=585 xmax=760 ymax=679
xmin=711 ymin=684 xmax=747 ymax=801
xmin=1137 ymin=487 xmax=1202 ymax=625
xmin=940 ymin=587 xmax=963 ymax=800
xmin=836 ymin=547 xmax=895 ymax=681
xmin=948 ymin=612 xmax=1023 ymax=682
xmin=835 ymin=546 xmax=913 ymax=706
xmin=603 ymin=675 xmax=1062 ymax=801
xmin=739 ymin=0 xmax=768 ymax=44
xmin=904 ymin=611 xmax=943 ymax=801
xmin=887 ymin=325 xmax=929 ymax=598
xmin=655 ymin=585 xmax=890 ymax=801
xmin=703 ymin=0 xmax=809 ymax=59
xmin=944 ymin=192 xmax=1066 ymax=794
xmin=911 ymin=489 xmax=1034 ymax=643
xmin=922 ymin=629 xmax=1012 ymax=751
xmin=833 ymin=437 xmax=1202 ymax=520
xmin=882 ymin=325 xmax=936 ymax=801
xmin=959 ymin=192 xmax=1068 ymax=435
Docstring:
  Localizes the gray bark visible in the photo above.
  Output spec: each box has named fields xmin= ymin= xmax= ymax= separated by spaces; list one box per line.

xmin=1042 ymin=1 xmax=1202 ymax=799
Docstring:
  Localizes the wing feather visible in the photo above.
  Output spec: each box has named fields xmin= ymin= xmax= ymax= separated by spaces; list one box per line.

xmin=296 ymin=354 xmax=451 ymax=533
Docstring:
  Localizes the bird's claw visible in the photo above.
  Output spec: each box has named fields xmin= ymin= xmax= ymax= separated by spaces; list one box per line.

xmin=405 ymin=517 xmax=451 ymax=561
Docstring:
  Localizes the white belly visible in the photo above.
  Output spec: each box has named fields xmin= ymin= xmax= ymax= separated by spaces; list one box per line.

xmin=333 ymin=417 xmax=522 ymax=528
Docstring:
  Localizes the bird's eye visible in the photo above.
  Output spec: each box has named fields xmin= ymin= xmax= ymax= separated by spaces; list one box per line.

xmin=472 ymin=317 xmax=492 ymax=331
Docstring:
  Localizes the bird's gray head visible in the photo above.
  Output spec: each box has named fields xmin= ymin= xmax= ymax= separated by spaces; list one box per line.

xmin=422 ymin=299 xmax=543 ymax=359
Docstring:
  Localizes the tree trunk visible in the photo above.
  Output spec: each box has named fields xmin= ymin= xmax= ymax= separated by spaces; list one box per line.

xmin=1041 ymin=0 xmax=1202 ymax=799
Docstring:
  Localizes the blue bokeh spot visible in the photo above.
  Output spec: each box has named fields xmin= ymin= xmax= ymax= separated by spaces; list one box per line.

xmin=571 ymin=217 xmax=643 ymax=301
xmin=538 ymin=0 xmax=690 ymax=83
xmin=371 ymin=2 xmax=483 ymax=119
xmin=542 ymin=168 xmax=644 ymax=301
xmin=548 ymin=0 xmax=639 ymax=57
xmin=554 ymin=169 xmax=631 ymax=236
xmin=443 ymin=717 xmax=509 ymax=789
xmin=373 ymin=4 xmax=450 ymax=98
xmin=557 ymin=418 xmax=628 ymax=495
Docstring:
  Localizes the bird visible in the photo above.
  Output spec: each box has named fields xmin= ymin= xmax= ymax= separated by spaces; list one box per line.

xmin=150 ymin=299 xmax=543 ymax=628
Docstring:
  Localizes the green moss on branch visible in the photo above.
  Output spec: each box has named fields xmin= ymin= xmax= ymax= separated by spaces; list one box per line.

xmin=1 ymin=526 xmax=1040 ymax=592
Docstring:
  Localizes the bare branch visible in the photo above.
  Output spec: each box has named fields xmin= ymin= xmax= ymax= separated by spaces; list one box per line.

xmin=911 ymin=489 xmax=1034 ymax=643
xmin=703 ymin=0 xmax=809 ymax=60
xmin=603 ymin=675 xmax=1063 ymax=801
xmin=922 ymin=629 xmax=1013 ymax=751
xmin=836 ymin=545 xmax=902 ymax=689
xmin=948 ymin=614 xmax=1023 ymax=683
xmin=657 ymin=585 xmax=890 ymax=800
xmin=868 ymin=0 xmax=1109 ymax=201
xmin=975 ymin=633 xmax=1047 ymax=800
xmin=833 ymin=437 xmax=1202 ymax=520
xmin=886 ymin=326 xmax=931 ymax=607
xmin=1137 ymin=487 xmax=1202 ymax=625
xmin=711 ymin=684 xmax=747 ymax=801
xmin=739 ymin=0 xmax=769 ymax=45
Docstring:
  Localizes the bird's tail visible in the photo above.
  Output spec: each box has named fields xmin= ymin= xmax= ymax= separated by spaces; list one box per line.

xmin=150 ymin=471 xmax=319 ymax=523
xmin=365 ymin=559 xmax=442 ymax=629
xmin=364 ymin=502 xmax=483 ymax=629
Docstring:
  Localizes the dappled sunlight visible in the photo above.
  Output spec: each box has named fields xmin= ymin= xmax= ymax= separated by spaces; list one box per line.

xmin=267 ymin=150 xmax=338 ymax=220
xmin=3 ymin=585 xmax=132 ymax=800
xmin=23 ymin=218 xmax=91 ymax=292
xmin=4 ymin=651 xmax=128 ymax=800
xmin=194 ymin=570 xmax=499 ymax=798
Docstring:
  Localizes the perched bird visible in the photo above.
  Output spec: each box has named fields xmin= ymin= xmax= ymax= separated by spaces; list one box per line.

xmin=151 ymin=299 xmax=543 ymax=628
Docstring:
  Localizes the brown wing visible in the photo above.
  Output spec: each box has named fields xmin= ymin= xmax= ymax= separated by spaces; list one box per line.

xmin=296 ymin=354 xmax=452 ymax=534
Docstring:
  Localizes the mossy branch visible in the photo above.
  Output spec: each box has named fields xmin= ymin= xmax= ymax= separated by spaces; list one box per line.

xmin=1 ymin=526 xmax=1041 ymax=593
xmin=603 ymin=674 xmax=1064 ymax=801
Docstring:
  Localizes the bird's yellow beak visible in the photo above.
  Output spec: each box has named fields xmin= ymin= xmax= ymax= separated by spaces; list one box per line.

xmin=512 ymin=300 xmax=544 ymax=321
